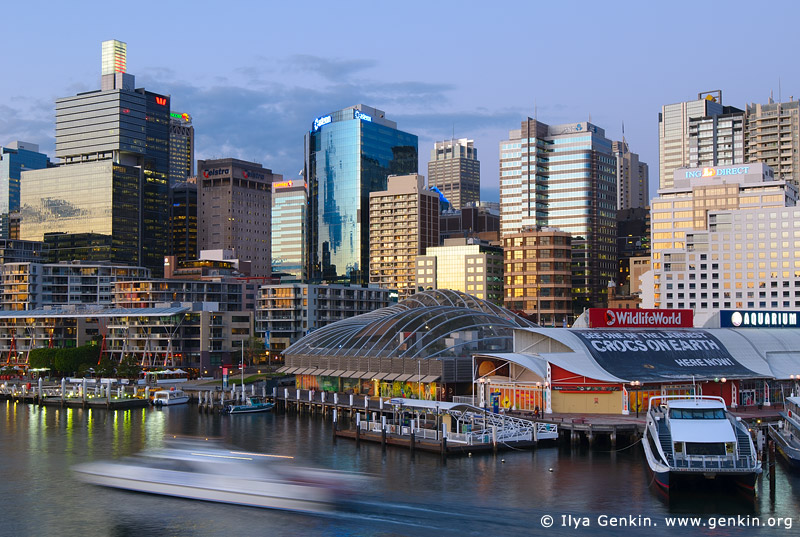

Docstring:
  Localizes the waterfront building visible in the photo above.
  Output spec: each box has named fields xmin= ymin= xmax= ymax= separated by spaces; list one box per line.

xmin=0 ymin=239 xmax=46 ymax=265
xmin=0 ymin=260 xmax=149 ymax=311
xmin=646 ymin=163 xmax=800 ymax=324
xmin=22 ymin=40 xmax=170 ymax=275
xmin=113 ymin=278 xmax=245 ymax=311
xmin=658 ymin=90 xmax=725 ymax=189
xmin=280 ymin=289 xmax=534 ymax=398
xmin=170 ymin=179 xmax=197 ymax=262
xmin=416 ymin=237 xmax=503 ymax=305
xmin=169 ymin=112 xmax=194 ymax=186
xmin=0 ymin=142 xmax=49 ymax=239
xmin=611 ymin=140 xmax=648 ymax=211
xmin=197 ymin=158 xmax=276 ymax=278
xmin=271 ymin=179 xmax=307 ymax=282
xmin=745 ymin=97 xmax=800 ymax=186
xmin=500 ymin=119 xmax=618 ymax=313
xmin=369 ymin=174 xmax=439 ymax=301
xmin=427 ymin=138 xmax=480 ymax=210
xmin=255 ymin=283 xmax=395 ymax=354
xmin=501 ymin=228 xmax=572 ymax=326
xmin=440 ymin=202 xmax=500 ymax=242
xmin=305 ymin=104 xmax=418 ymax=285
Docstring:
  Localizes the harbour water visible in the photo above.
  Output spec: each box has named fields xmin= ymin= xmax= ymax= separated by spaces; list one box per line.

xmin=3 ymin=401 xmax=800 ymax=536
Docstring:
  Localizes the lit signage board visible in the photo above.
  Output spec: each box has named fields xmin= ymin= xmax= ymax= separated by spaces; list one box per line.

xmin=588 ymin=308 xmax=693 ymax=328
xmin=170 ymin=112 xmax=191 ymax=122
xmin=273 ymin=181 xmax=294 ymax=189
xmin=155 ymin=96 xmax=167 ymax=106
xmin=685 ymin=166 xmax=750 ymax=179
xmin=313 ymin=115 xmax=331 ymax=131
xmin=354 ymin=110 xmax=372 ymax=122
xmin=720 ymin=310 xmax=800 ymax=328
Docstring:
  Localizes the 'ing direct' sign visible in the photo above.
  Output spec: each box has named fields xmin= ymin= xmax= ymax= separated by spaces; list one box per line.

xmin=588 ymin=308 xmax=693 ymax=328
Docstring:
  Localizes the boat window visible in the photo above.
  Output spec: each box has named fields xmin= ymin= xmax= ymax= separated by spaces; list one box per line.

xmin=685 ymin=442 xmax=726 ymax=456
xmin=669 ymin=408 xmax=725 ymax=419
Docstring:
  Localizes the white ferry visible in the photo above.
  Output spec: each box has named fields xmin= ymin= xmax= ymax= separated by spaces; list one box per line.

xmin=152 ymin=388 xmax=189 ymax=406
xmin=642 ymin=395 xmax=761 ymax=492
xmin=72 ymin=439 xmax=369 ymax=513
xmin=768 ymin=395 xmax=800 ymax=469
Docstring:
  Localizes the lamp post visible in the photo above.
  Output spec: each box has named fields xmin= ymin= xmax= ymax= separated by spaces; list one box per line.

xmin=631 ymin=381 xmax=642 ymax=418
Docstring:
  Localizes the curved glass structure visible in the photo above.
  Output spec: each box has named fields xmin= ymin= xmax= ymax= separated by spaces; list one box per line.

xmin=286 ymin=289 xmax=535 ymax=360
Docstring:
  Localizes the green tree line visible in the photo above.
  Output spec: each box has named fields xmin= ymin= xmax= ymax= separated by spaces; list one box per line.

xmin=28 ymin=346 xmax=142 ymax=379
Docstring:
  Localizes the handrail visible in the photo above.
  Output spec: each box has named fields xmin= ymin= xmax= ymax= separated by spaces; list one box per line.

xmin=647 ymin=394 xmax=726 ymax=412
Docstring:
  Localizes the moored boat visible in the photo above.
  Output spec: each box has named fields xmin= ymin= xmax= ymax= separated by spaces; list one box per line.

xmin=72 ymin=439 xmax=368 ymax=513
xmin=642 ymin=395 xmax=761 ymax=492
xmin=226 ymin=395 xmax=274 ymax=414
xmin=152 ymin=388 xmax=189 ymax=406
xmin=768 ymin=395 xmax=800 ymax=469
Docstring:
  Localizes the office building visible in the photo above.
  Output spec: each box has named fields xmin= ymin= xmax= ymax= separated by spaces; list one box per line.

xmin=170 ymin=179 xmax=197 ymax=262
xmin=416 ymin=238 xmax=503 ymax=305
xmin=688 ymin=108 xmax=745 ymax=168
xmin=502 ymin=228 xmax=572 ymax=326
xmin=0 ymin=142 xmax=49 ymax=239
xmin=369 ymin=174 xmax=439 ymax=300
xmin=745 ymin=98 xmax=800 ymax=186
xmin=616 ymin=207 xmax=650 ymax=292
xmin=169 ymin=112 xmax=194 ymax=185
xmin=22 ymin=40 xmax=170 ymax=275
xmin=440 ymin=202 xmax=500 ymax=242
xmin=0 ymin=239 xmax=46 ymax=265
xmin=647 ymin=163 xmax=799 ymax=323
xmin=611 ymin=141 xmax=649 ymax=211
xmin=197 ymin=158 xmax=276 ymax=278
xmin=255 ymin=283 xmax=395 ymax=354
xmin=305 ymin=104 xmax=418 ymax=285
xmin=500 ymin=119 xmax=618 ymax=313
xmin=427 ymin=138 xmax=480 ymax=210
xmin=271 ymin=179 xmax=307 ymax=281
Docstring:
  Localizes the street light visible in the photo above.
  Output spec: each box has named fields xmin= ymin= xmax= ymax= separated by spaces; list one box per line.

xmin=631 ymin=381 xmax=642 ymax=418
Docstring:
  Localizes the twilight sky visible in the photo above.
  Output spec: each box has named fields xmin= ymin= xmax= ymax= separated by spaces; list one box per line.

xmin=1 ymin=0 xmax=798 ymax=202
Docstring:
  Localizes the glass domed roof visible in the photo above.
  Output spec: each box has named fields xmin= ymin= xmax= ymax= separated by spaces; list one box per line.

xmin=285 ymin=289 xmax=535 ymax=360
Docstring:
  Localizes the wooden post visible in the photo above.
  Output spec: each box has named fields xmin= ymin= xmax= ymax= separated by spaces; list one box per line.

xmin=355 ymin=413 xmax=361 ymax=447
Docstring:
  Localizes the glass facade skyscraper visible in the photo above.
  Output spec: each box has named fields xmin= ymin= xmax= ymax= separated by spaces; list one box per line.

xmin=0 ymin=142 xmax=49 ymax=239
xmin=306 ymin=105 xmax=418 ymax=284
xmin=169 ymin=111 xmax=194 ymax=186
xmin=272 ymin=181 xmax=307 ymax=281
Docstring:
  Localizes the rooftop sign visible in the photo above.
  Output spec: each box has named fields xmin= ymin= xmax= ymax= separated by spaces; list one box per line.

xmin=313 ymin=115 xmax=331 ymax=131
xmin=588 ymin=308 xmax=693 ymax=328
xmin=720 ymin=310 xmax=800 ymax=328
xmin=685 ymin=166 xmax=750 ymax=179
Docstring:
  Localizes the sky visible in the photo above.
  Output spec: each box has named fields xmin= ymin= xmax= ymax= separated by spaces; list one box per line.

xmin=2 ymin=0 xmax=799 ymax=203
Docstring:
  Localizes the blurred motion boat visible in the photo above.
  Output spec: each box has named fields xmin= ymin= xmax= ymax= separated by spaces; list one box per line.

xmin=72 ymin=439 xmax=369 ymax=513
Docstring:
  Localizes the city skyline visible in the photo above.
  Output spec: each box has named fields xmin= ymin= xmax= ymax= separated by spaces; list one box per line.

xmin=2 ymin=1 xmax=797 ymax=202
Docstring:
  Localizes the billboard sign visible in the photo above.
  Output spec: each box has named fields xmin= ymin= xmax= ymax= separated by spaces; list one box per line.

xmin=720 ymin=310 xmax=800 ymax=328
xmin=588 ymin=308 xmax=693 ymax=328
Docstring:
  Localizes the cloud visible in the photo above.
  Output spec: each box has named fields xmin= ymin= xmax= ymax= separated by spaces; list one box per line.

xmin=285 ymin=55 xmax=377 ymax=81
xmin=0 ymin=103 xmax=54 ymax=155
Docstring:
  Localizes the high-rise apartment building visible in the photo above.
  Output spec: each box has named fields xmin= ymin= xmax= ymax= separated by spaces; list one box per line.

xmin=305 ymin=105 xmax=418 ymax=285
xmin=22 ymin=40 xmax=170 ymax=275
xmin=659 ymin=90 xmax=725 ymax=189
xmin=612 ymin=140 xmax=649 ymax=210
xmin=688 ymin=108 xmax=745 ymax=168
xmin=745 ymin=98 xmax=800 ymax=186
xmin=169 ymin=112 xmax=194 ymax=186
xmin=416 ymin=238 xmax=503 ymax=305
xmin=368 ymin=174 xmax=439 ymax=300
xmin=197 ymin=158 xmax=276 ymax=278
xmin=272 ymin=179 xmax=307 ymax=282
xmin=647 ymin=163 xmax=798 ymax=322
xmin=427 ymin=138 xmax=480 ymax=210
xmin=500 ymin=119 xmax=618 ymax=313
xmin=0 ymin=142 xmax=49 ymax=239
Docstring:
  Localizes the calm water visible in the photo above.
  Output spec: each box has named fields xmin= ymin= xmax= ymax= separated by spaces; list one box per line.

xmin=2 ymin=400 xmax=800 ymax=536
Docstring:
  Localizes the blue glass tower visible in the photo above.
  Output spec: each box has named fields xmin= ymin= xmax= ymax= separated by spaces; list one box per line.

xmin=0 ymin=142 xmax=49 ymax=239
xmin=306 ymin=105 xmax=418 ymax=284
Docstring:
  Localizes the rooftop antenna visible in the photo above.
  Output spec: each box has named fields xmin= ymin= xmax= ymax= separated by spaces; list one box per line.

xmin=779 ymin=77 xmax=782 ymax=103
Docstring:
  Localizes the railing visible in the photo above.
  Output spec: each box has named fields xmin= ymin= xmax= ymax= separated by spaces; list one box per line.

xmin=672 ymin=454 xmax=758 ymax=471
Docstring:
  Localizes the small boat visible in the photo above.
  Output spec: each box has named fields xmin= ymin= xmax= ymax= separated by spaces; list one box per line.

xmin=768 ymin=395 xmax=800 ymax=469
xmin=642 ymin=395 xmax=761 ymax=492
xmin=72 ymin=439 xmax=369 ymax=513
xmin=152 ymin=388 xmax=189 ymax=406
xmin=226 ymin=395 xmax=274 ymax=414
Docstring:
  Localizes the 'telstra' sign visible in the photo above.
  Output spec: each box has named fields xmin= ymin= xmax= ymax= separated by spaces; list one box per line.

xmin=588 ymin=308 xmax=693 ymax=328
xmin=242 ymin=170 xmax=265 ymax=180
xmin=201 ymin=168 xmax=230 ymax=178
xmin=720 ymin=310 xmax=800 ymax=328
xmin=685 ymin=166 xmax=751 ymax=179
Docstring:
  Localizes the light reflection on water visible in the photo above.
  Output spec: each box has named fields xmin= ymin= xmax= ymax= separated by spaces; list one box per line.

xmin=2 ymin=402 xmax=799 ymax=537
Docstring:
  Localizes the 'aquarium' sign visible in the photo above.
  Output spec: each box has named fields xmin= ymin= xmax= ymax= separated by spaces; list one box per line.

xmin=720 ymin=310 xmax=800 ymax=328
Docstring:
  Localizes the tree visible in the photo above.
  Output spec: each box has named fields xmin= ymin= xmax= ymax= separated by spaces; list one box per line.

xmin=117 ymin=355 xmax=142 ymax=380
xmin=243 ymin=337 xmax=266 ymax=366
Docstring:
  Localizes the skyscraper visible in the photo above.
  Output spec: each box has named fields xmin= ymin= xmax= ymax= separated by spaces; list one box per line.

xmin=369 ymin=174 xmax=439 ymax=300
xmin=688 ymin=108 xmax=745 ymax=168
xmin=271 ymin=179 xmax=307 ymax=281
xmin=500 ymin=119 xmax=617 ymax=314
xmin=305 ymin=104 xmax=418 ymax=284
xmin=427 ymin=138 xmax=480 ymax=210
xmin=197 ymin=158 xmax=276 ymax=278
xmin=170 ymin=178 xmax=197 ymax=262
xmin=658 ymin=90 xmax=724 ymax=189
xmin=612 ymin=140 xmax=649 ymax=211
xmin=22 ymin=40 xmax=169 ymax=275
xmin=169 ymin=111 xmax=194 ymax=185
xmin=745 ymin=97 xmax=800 ymax=186
xmin=0 ymin=142 xmax=49 ymax=239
